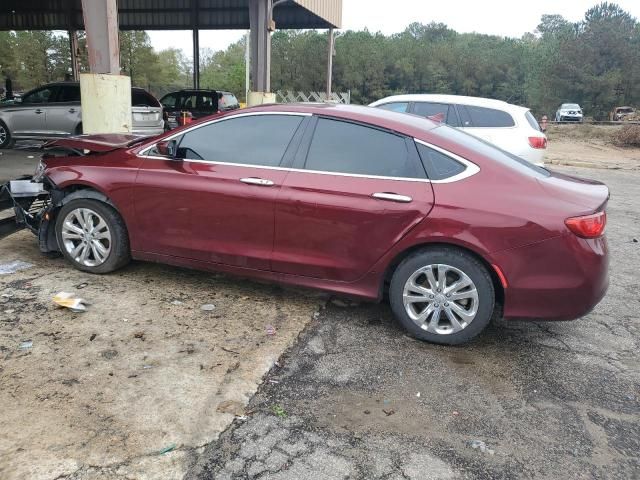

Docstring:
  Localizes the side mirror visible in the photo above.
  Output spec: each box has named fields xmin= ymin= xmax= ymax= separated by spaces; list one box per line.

xmin=156 ymin=139 xmax=177 ymax=158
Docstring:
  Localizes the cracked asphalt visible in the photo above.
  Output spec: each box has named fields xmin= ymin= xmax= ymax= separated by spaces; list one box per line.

xmin=186 ymin=165 xmax=639 ymax=480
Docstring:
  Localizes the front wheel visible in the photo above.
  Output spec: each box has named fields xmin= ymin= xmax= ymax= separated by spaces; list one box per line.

xmin=0 ymin=121 xmax=13 ymax=149
xmin=389 ymin=247 xmax=495 ymax=345
xmin=55 ymin=199 xmax=131 ymax=273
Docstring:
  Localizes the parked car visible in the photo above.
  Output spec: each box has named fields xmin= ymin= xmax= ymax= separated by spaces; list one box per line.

xmin=610 ymin=106 xmax=637 ymax=122
xmin=159 ymin=89 xmax=240 ymax=129
xmin=0 ymin=104 xmax=609 ymax=345
xmin=0 ymin=82 xmax=164 ymax=149
xmin=555 ymin=103 xmax=584 ymax=123
xmin=370 ymin=94 xmax=547 ymax=166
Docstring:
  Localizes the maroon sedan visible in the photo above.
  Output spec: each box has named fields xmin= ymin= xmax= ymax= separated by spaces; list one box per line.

xmin=0 ymin=104 xmax=609 ymax=344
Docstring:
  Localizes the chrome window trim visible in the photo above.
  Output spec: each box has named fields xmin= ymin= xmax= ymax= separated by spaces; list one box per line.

xmin=137 ymin=112 xmax=479 ymax=184
xmin=414 ymin=139 xmax=480 ymax=183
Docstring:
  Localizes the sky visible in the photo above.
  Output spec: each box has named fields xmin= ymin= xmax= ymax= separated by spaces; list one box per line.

xmin=147 ymin=0 xmax=640 ymax=56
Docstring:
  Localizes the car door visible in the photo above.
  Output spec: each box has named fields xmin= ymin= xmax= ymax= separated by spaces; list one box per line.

xmin=133 ymin=112 xmax=308 ymax=269
xmin=411 ymin=102 xmax=460 ymax=127
xmin=45 ymin=84 xmax=82 ymax=135
xmin=272 ymin=116 xmax=435 ymax=282
xmin=195 ymin=91 xmax=217 ymax=118
xmin=159 ymin=92 xmax=183 ymax=128
xmin=9 ymin=85 xmax=58 ymax=136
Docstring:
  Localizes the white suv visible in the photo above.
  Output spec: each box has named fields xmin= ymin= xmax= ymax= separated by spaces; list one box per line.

xmin=369 ymin=94 xmax=547 ymax=166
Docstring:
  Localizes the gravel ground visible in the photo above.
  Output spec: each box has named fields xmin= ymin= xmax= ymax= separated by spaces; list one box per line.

xmin=186 ymin=165 xmax=639 ymax=480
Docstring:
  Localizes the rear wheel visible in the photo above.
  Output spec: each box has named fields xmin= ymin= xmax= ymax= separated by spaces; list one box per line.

xmin=389 ymin=247 xmax=495 ymax=345
xmin=55 ymin=199 xmax=131 ymax=274
xmin=0 ymin=121 xmax=13 ymax=149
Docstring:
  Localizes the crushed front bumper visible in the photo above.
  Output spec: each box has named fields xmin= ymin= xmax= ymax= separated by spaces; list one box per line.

xmin=0 ymin=178 xmax=58 ymax=252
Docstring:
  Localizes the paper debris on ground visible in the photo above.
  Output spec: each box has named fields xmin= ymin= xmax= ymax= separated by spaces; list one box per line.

xmin=52 ymin=292 xmax=88 ymax=312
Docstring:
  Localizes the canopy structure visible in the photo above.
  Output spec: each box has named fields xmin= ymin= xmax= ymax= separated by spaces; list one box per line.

xmin=0 ymin=0 xmax=342 ymax=31
xmin=0 ymin=0 xmax=342 ymax=91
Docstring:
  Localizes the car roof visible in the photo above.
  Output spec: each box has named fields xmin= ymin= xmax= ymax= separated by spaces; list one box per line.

xmin=32 ymin=82 xmax=149 ymax=92
xmin=235 ymin=103 xmax=440 ymax=137
xmin=370 ymin=94 xmax=528 ymax=112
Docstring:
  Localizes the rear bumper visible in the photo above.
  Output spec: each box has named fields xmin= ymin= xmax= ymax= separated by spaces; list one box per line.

xmin=493 ymin=233 xmax=609 ymax=321
xmin=131 ymin=125 xmax=164 ymax=136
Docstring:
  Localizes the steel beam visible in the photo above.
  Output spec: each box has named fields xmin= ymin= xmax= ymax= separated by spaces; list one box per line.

xmin=69 ymin=30 xmax=80 ymax=80
xmin=249 ymin=0 xmax=272 ymax=93
xmin=81 ymin=0 xmax=120 ymax=74
xmin=193 ymin=29 xmax=200 ymax=89
xmin=326 ymin=28 xmax=334 ymax=97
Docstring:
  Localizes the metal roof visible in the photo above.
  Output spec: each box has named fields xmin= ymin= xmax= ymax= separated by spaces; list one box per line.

xmin=0 ymin=0 xmax=342 ymax=30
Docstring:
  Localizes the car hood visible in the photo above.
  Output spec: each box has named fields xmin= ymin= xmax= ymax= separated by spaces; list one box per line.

xmin=43 ymin=134 xmax=150 ymax=153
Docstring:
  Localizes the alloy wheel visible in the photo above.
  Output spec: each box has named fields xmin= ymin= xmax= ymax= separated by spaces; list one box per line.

xmin=402 ymin=263 xmax=479 ymax=335
xmin=0 ymin=125 xmax=6 ymax=144
xmin=61 ymin=208 xmax=112 ymax=267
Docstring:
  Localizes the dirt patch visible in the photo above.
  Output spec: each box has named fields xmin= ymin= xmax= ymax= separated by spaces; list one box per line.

xmin=0 ymin=231 xmax=323 ymax=480
xmin=544 ymin=125 xmax=640 ymax=170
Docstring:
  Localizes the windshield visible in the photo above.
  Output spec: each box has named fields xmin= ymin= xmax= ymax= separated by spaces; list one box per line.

xmin=562 ymin=104 xmax=580 ymax=109
xmin=429 ymin=124 xmax=550 ymax=178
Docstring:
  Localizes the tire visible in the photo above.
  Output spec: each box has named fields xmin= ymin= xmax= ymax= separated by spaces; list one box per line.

xmin=55 ymin=198 xmax=131 ymax=274
xmin=389 ymin=247 xmax=495 ymax=345
xmin=0 ymin=120 xmax=13 ymax=149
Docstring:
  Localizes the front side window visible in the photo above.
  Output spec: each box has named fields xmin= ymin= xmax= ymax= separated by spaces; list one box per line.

xmin=413 ymin=102 xmax=449 ymax=122
xmin=160 ymin=93 xmax=180 ymax=108
xmin=377 ymin=102 xmax=409 ymax=113
xmin=176 ymin=114 xmax=303 ymax=166
xmin=304 ymin=118 xmax=421 ymax=179
xmin=415 ymin=142 xmax=466 ymax=181
xmin=22 ymin=87 xmax=57 ymax=104
xmin=463 ymin=105 xmax=515 ymax=127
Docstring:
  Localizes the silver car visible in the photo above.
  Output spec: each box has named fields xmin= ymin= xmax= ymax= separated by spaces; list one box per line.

xmin=0 ymin=82 xmax=164 ymax=149
xmin=555 ymin=103 xmax=584 ymax=123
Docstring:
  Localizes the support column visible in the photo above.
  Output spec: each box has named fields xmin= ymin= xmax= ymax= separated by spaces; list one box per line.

xmin=80 ymin=0 xmax=131 ymax=134
xmin=248 ymin=0 xmax=275 ymax=105
xmin=193 ymin=29 xmax=200 ymax=89
xmin=69 ymin=30 xmax=80 ymax=81
xmin=326 ymin=28 xmax=334 ymax=100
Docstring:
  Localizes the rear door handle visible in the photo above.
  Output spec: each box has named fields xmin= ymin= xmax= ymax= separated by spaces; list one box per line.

xmin=34 ymin=109 xmax=43 ymax=114
xmin=68 ymin=108 xmax=77 ymax=113
xmin=372 ymin=192 xmax=413 ymax=203
xmin=240 ymin=177 xmax=275 ymax=186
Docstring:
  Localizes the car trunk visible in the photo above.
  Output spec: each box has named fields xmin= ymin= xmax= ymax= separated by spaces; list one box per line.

xmin=538 ymin=170 xmax=609 ymax=215
xmin=132 ymin=106 xmax=162 ymax=128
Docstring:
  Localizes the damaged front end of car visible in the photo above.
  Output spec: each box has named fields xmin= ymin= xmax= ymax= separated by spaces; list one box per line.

xmin=0 ymin=173 xmax=64 ymax=254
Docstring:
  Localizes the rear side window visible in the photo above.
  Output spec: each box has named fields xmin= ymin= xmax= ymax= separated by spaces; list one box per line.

xmin=304 ymin=118 xmax=421 ymax=179
xmin=56 ymin=85 xmax=80 ymax=102
xmin=525 ymin=111 xmax=541 ymax=131
xmin=198 ymin=93 xmax=217 ymax=110
xmin=221 ymin=93 xmax=239 ymax=109
xmin=377 ymin=102 xmax=409 ymax=113
xmin=132 ymin=90 xmax=160 ymax=107
xmin=415 ymin=142 xmax=466 ymax=180
xmin=413 ymin=102 xmax=460 ymax=127
xmin=176 ymin=114 xmax=303 ymax=166
xmin=461 ymin=105 xmax=515 ymax=127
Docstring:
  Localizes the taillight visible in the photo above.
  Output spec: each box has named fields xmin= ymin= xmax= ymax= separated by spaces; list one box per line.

xmin=528 ymin=136 xmax=547 ymax=149
xmin=565 ymin=211 xmax=606 ymax=238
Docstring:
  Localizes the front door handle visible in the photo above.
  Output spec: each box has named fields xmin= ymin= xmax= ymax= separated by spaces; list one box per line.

xmin=240 ymin=177 xmax=275 ymax=186
xmin=34 ymin=109 xmax=43 ymax=114
xmin=68 ymin=108 xmax=77 ymax=113
xmin=372 ymin=192 xmax=413 ymax=203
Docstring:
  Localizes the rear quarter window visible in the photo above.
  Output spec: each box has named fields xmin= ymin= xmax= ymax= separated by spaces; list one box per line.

xmin=525 ymin=111 xmax=541 ymax=131
xmin=460 ymin=105 xmax=515 ymax=127
xmin=132 ymin=90 xmax=160 ymax=107
xmin=415 ymin=142 xmax=466 ymax=180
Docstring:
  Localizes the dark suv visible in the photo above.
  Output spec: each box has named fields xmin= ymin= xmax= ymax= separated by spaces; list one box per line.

xmin=159 ymin=89 xmax=240 ymax=129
